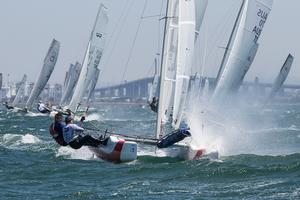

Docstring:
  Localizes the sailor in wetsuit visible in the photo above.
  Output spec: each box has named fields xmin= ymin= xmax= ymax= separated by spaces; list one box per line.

xmin=149 ymin=97 xmax=158 ymax=113
xmin=63 ymin=116 xmax=107 ymax=149
xmin=3 ymin=101 xmax=14 ymax=110
xmin=49 ymin=112 xmax=68 ymax=146
xmin=37 ymin=101 xmax=51 ymax=114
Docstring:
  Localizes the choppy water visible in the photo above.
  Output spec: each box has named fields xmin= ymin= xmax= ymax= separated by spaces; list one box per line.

xmin=0 ymin=103 xmax=300 ymax=199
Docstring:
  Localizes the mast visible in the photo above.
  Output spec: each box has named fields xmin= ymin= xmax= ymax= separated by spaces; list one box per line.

xmin=215 ymin=0 xmax=246 ymax=86
xmin=155 ymin=0 xmax=171 ymax=139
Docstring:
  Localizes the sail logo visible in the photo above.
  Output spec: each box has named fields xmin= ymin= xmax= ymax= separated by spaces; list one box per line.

xmin=96 ymin=33 xmax=102 ymax=38
xmin=252 ymin=9 xmax=268 ymax=43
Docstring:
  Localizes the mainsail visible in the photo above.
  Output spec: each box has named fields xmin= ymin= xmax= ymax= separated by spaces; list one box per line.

xmin=12 ymin=74 xmax=27 ymax=107
xmin=156 ymin=0 xmax=179 ymax=139
xmin=60 ymin=62 xmax=81 ymax=106
xmin=212 ymin=0 xmax=273 ymax=104
xmin=25 ymin=39 xmax=60 ymax=109
xmin=172 ymin=0 xmax=196 ymax=129
xmin=68 ymin=4 xmax=108 ymax=112
xmin=194 ymin=0 xmax=208 ymax=41
xmin=86 ymin=68 xmax=100 ymax=103
xmin=268 ymin=54 xmax=294 ymax=100
xmin=148 ymin=58 xmax=159 ymax=102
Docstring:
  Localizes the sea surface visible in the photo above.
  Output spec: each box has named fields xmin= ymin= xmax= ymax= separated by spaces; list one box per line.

xmin=0 ymin=102 xmax=300 ymax=200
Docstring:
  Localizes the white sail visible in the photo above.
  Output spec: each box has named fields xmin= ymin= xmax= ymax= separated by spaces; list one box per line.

xmin=60 ymin=62 xmax=81 ymax=106
xmin=63 ymin=64 xmax=72 ymax=92
xmin=172 ymin=0 xmax=196 ymax=129
xmin=68 ymin=4 xmax=108 ymax=112
xmin=156 ymin=0 xmax=179 ymax=139
xmin=12 ymin=74 xmax=27 ymax=107
xmin=25 ymin=39 xmax=60 ymax=109
xmin=268 ymin=54 xmax=294 ymax=99
xmin=212 ymin=0 xmax=273 ymax=104
xmin=148 ymin=58 xmax=159 ymax=102
xmin=195 ymin=0 xmax=208 ymax=41
xmin=86 ymin=68 xmax=100 ymax=103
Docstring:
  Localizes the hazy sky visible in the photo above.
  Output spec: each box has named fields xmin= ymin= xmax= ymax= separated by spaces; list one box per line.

xmin=0 ymin=0 xmax=299 ymax=86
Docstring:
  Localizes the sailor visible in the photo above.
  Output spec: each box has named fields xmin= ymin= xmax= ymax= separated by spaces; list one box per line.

xmin=149 ymin=97 xmax=158 ymax=113
xmin=37 ymin=101 xmax=51 ymax=114
xmin=3 ymin=101 xmax=14 ymax=110
xmin=63 ymin=116 xmax=106 ymax=149
xmin=49 ymin=112 xmax=68 ymax=146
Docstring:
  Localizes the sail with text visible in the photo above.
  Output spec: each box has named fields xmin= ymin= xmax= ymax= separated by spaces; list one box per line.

xmin=25 ymin=39 xmax=60 ymax=110
xmin=211 ymin=0 xmax=273 ymax=104
xmin=68 ymin=4 xmax=108 ymax=113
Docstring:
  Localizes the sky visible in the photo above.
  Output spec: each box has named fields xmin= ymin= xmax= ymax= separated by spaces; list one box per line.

xmin=0 ymin=0 xmax=299 ymax=86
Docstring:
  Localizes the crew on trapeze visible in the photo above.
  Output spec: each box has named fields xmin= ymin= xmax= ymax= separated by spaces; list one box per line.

xmin=149 ymin=97 xmax=158 ymax=113
xmin=37 ymin=101 xmax=52 ymax=114
xmin=157 ymin=126 xmax=191 ymax=149
xmin=3 ymin=101 xmax=14 ymax=110
xmin=49 ymin=113 xmax=108 ymax=149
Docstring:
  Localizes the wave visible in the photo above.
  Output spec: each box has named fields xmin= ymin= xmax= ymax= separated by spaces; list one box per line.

xmin=25 ymin=112 xmax=47 ymax=117
xmin=56 ymin=146 xmax=97 ymax=161
xmin=85 ymin=113 xmax=103 ymax=122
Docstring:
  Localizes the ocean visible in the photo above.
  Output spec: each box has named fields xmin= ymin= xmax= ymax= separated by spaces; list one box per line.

xmin=0 ymin=102 xmax=299 ymax=200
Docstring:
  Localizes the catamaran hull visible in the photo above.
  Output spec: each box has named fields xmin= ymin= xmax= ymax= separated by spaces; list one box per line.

xmin=88 ymin=135 xmax=137 ymax=163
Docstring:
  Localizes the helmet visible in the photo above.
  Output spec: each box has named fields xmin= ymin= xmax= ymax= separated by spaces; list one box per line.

xmin=65 ymin=116 xmax=73 ymax=123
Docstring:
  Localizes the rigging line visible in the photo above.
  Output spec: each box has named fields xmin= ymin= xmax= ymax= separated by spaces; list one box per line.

xmin=141 ymin=14 xmax=162 ymax=19
xmin=99 ymin=0 xmax=135 ymax=76
xmin=120 ymin=0 xmax=149 ymax=82
xmin=119 ymin=0 xmax=149 ymax=83
xmin=205 ymin=0 xmax=238 ymax=60
xmin=146 ymin=57 xmax=157 ymax=77
xmin=156 ymin=0 xmax=165 ymax=74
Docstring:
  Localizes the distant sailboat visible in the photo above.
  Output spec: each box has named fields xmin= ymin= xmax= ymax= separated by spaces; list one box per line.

xmin=12 ymin=74 xmax=27 ymax=107
xmin=25 ymin=39 xmax=60 ymax=111
xmin=68 ymin=4 xmax=108 ymax=113
xmin=212 ymin=0 xmax=273 ymax=104
xmin=60 ymin=62 xmax=81 ymax=106
xmin=267 ymin=54 xmax=294 ymax=100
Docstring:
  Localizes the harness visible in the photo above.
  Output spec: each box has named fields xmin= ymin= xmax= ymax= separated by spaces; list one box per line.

xmin=49 ymin=123 xmax=67 ymax=146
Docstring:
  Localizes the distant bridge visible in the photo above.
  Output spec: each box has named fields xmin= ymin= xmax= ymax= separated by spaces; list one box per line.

xmin=93 ymin=77 xmax=300 ymax=99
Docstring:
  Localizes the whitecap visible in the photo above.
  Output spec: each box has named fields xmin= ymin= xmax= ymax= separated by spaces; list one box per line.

xmin=85 ymin=113 xmax=103 ymax=122
xmin=25 ymin=112 xmax=47 ymax=117
xmin=56 ymin=146 xmax=96 ymax=160
xmin=21 ymin=134 xmax=41 ymax=144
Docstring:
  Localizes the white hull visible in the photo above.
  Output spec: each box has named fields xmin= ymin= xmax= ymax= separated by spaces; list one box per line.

xmin=88 ymin=135 xmax=137 ymax=163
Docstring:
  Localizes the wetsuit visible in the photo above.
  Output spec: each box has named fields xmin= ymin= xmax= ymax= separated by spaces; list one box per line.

xmin=149 ymin=101 xmax=158 ymax=113
xmin=63 ymin=124 xmax=103 ymax=149
xmin=49 ymin=122 xmax=68 ymax=146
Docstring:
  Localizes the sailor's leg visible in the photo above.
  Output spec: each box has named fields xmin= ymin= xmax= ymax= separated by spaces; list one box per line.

xmin=79 ymin=135 xmax=103 ymax=147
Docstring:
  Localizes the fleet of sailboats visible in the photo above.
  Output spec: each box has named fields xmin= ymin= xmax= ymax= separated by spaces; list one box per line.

xmin=2 ymin=0 xmax=294 ymax=163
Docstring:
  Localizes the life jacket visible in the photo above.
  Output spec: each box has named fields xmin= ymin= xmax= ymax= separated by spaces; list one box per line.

xmin=49 ymin=123 xmax=68 ymax=146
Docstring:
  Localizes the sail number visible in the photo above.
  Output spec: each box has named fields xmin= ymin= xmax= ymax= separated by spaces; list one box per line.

xmin=96 ymin=33 xmax=102 ymax=38
xmin=252 ymin=9 xmax=268 ymax=43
